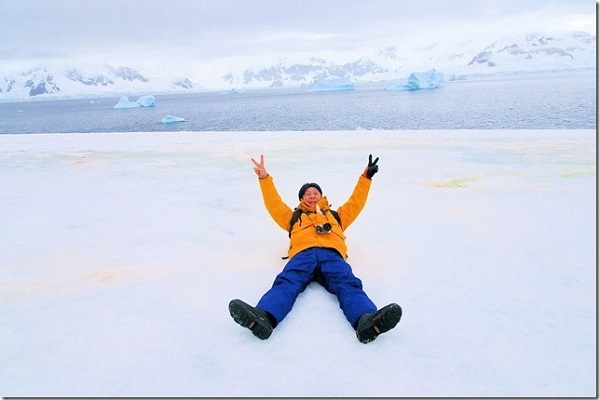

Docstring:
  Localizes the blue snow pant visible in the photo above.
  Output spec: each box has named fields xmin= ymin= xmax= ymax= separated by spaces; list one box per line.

xmin=256 ymin=247 xmax=377 ymax=328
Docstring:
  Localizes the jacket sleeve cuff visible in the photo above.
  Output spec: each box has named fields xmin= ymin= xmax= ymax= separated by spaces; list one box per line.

xmin=259 ymin=174 xmax=273 ymax=185
xmin=358 ymin=174 xmax=372 ymax=187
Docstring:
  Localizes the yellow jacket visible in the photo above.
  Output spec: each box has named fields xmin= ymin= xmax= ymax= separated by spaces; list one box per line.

xmin=258 ymin=175 xmax=372 ymax=259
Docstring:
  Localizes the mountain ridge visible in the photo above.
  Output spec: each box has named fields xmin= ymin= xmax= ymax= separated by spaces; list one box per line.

xmin=0 ymin=31 xmax=594 ymax=100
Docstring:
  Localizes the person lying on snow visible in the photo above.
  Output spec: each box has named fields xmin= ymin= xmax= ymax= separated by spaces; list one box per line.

xmin=228 ymin=154 xmax=402 ymax=344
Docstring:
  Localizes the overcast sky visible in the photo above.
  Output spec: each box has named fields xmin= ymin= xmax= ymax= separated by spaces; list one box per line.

xmin=0 ymin=0 xmax=596 ymax=68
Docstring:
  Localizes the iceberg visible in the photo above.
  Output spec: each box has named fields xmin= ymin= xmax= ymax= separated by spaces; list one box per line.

xmin=161 ymin=115 xmax=186 ymax=123
xmin=113 ymin=96 xmax=139 ymax=108
xmin=386 ymin=69 xmax=444 ymax=91
xmin=310 ymin=77 xmax=355 ymax=92
xmin=136 ymin=95 xmax=155 ymax=107
xmin=221 ymin=88 xmax=244 ymax=94
xmin=113 ymin=95 xmax=156 ymax=108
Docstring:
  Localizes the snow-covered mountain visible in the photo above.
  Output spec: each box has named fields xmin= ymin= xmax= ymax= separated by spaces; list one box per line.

xmin=0 ymin=31 xmax=594 ymax=100
xmin=222 ymin=57 xmax=388 ymax=88
xmin=0 ymin=64 xmax=197 ymax=100
xmin=217 ymin=31 xmax=596 ymax=87
xmin=462 ymin=31 xmax=597 ymax=73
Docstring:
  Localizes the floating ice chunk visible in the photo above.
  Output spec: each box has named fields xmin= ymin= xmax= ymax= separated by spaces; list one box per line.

xmin=386 ymin=69 xmax=444 ymax=91
xmin=113 ymin=95 xmax=156 ymax=108
xmin=137 ymin=95 xmax=155 ymax=107
xmin=161 ymin=115 xmax=186 ymax=123
xmin=310 ymin=77 xmax=355 ymax=92
xmin=222 ymin=88 xmax=244 ymax=94
xmin=113 ymin=95 xmax=140 ymax=108
xmin=447 ymin=74 xmax=467 ymax=81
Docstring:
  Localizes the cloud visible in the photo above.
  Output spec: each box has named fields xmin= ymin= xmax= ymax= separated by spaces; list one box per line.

xmin=0 ymin=0 xmax=595 ymax=67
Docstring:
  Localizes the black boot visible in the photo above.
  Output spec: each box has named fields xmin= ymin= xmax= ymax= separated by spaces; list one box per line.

xmin=228 ymin=299 xmax=274 ymax=340
xmin=355 ymin=303 xmax=402 ymax=344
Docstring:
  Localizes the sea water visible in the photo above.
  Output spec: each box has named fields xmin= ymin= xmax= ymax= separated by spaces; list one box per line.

xmin=0 ymin=71 xmax=595 ymax=134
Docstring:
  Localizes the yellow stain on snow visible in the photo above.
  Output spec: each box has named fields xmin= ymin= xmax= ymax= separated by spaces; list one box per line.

xmin=431 ymin=176 xmax=481 ymax=188
xmin=1 ymin=265 xmax=169 ymax=306
xmin=557 ymin=169 xmax=596 ymax=178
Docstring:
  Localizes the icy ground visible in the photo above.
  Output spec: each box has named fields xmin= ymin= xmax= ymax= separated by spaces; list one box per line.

xmin=0 ymin=130 xmax=596 ymax=397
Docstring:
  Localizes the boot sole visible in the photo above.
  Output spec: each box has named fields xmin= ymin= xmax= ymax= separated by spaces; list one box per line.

xmin=229 ymin=299 xmax=273 ymax=340
xmin=357 ymin=303 xmax=402 ymax=343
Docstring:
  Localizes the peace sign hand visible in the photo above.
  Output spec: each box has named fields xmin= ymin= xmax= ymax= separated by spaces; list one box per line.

xmin=363 ymin=154 xmax=379 ymax=179
xmin=251 ymin=154 xmax=269 ymax=179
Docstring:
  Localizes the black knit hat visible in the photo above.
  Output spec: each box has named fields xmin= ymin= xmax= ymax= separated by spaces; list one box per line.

xmin=298 ymin=182 xmax=322 ymax=199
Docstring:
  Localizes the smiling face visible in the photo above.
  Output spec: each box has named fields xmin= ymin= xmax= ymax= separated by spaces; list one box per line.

xmin=302 ymin=187 xmax=322 ymax=206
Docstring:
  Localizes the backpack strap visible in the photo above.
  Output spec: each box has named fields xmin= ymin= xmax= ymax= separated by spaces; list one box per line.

xmin=329 ymin=209 xmax=342 ymax=228
xmin=288 ymin=208 xmax=304 ymax=238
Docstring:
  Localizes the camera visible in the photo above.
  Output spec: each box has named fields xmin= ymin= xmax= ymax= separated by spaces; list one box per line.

xmin=316 ymin=223 xmax=332 ymax=234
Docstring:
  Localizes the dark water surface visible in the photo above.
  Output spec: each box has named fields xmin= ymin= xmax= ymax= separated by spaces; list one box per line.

xmin=0 ymin=72 xmax=595 ymax=134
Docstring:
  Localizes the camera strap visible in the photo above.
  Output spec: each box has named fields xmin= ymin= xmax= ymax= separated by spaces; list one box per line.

xmin=287 ymin=208 xmax=342 ymax=238
xmin=282 ymin=208 xmax=343 ymax=260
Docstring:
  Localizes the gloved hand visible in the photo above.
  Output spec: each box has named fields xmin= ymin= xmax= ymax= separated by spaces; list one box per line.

xmin=363 ymin=154 xmax=379 ymax=179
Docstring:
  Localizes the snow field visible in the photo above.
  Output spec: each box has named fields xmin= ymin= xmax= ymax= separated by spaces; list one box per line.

xmin=0 ymin=130 xmax=595 ymax=396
